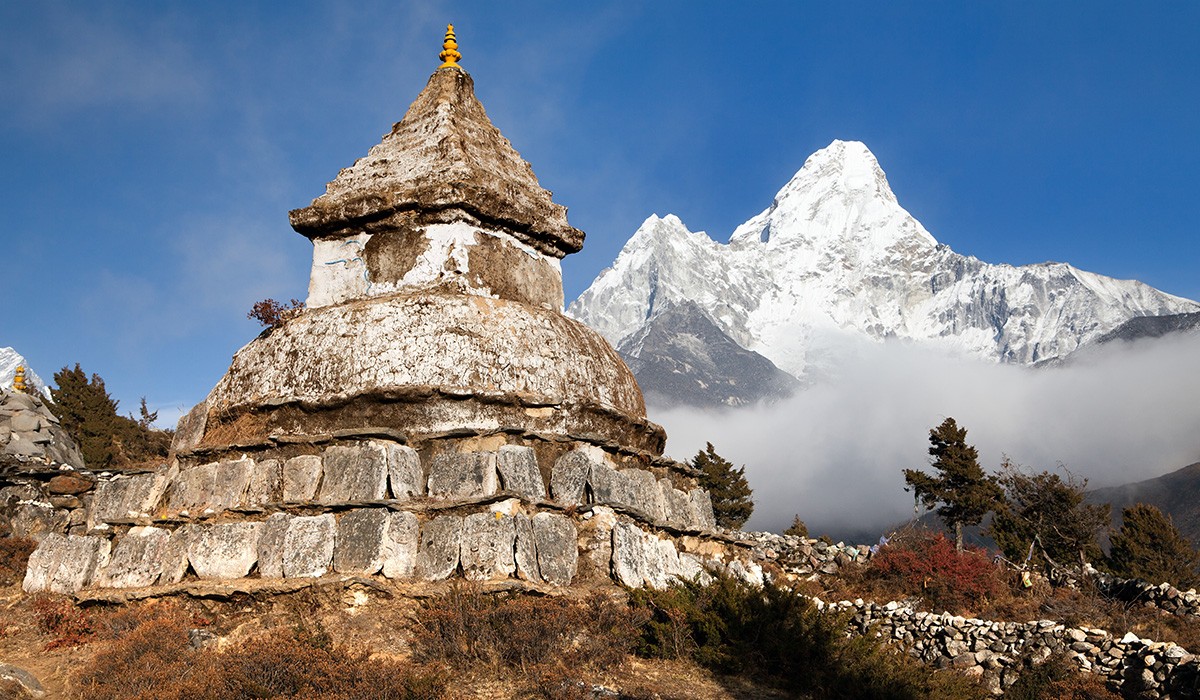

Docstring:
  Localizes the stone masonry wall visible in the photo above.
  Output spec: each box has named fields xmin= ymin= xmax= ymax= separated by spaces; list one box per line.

xmin=21 ymin=437 xmax=744 ymax=595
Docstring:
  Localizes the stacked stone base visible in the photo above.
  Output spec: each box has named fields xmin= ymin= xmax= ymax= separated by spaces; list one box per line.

xmin=23 ymin=434 xmax=747 ymax=595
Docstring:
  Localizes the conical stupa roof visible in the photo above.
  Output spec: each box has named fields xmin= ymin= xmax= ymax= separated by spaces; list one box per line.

xmin=289 ymin=67 xmax=583 ymax=258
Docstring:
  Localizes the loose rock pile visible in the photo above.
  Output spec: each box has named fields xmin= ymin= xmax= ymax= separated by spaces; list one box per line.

xmin=1089 ymin=566 xmax=1200 ymax=619
xmin=0 ymin=389 xmax=82 ymax=466
xmin=735 ymin=529 xmax=873 ymax=576
xmin=820 ymin=598 xmax=1200 ymax=697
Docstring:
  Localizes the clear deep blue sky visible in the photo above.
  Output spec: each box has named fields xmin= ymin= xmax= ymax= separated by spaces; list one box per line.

xmin=2 ymin=2 xmax=1198 ymax=423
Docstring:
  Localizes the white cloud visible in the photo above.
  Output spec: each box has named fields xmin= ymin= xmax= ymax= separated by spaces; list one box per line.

xmin=650 ymin=333 xmax=1200 ymax=540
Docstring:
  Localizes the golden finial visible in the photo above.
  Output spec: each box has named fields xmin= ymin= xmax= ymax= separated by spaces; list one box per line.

xmin=12 ymin=365 xmax=27 ymax=394
xmin=439 ymin=23 xmax=462 ymax=69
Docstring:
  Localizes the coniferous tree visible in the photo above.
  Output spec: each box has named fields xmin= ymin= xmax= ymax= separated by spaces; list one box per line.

xmin=987 ymin=460 xmax=1110 ymax=571
xmin=1106 ymin=503 xmax=1200 ymax=588
xmin=691 ymin=443 xmax=754 ymax=529
xmin=49 ymin=364 xmax=171 ymax=470
xmin=783 ymin=515 xmax=809 ymax=538
xmin=903 ymin=418 xmax=1002 ymax=553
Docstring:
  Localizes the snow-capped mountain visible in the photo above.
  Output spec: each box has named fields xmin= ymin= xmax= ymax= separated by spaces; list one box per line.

xmin=570 ymin=140 xmax=1200 ymax=387
xmin=0 ymin=347 xmax=51 ymax=399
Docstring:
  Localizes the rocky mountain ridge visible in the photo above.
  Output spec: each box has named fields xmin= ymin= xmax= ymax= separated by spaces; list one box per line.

xmin=569 ymin=140 xmax=1199 ymax=394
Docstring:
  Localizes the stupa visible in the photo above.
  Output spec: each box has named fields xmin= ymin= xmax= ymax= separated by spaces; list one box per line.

xmin=24 ymin=28 xmax=750 ymax=595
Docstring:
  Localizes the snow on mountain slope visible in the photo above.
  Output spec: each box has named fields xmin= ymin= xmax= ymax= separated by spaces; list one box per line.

xmin=0 ymin=347 xmax=51 ymax=399
xmin=569 ymin=140 xmax=1199 ymax=380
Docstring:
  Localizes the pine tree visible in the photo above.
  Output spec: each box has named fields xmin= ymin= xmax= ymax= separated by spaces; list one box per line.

xmin=987 ymin=460 xmax=1110 ymax=571
xmin=783 ymin=515 xmax=809 ymax=538
xmin=903 ymin=418 xmax=1002 ymax=553
xmin=49 ymin=364 xmax=171 ymax=469
xmin=690 ymin=442 xmax=754 ymax=529
xmin=1106 ymin=503 xmax=1200 ymax=588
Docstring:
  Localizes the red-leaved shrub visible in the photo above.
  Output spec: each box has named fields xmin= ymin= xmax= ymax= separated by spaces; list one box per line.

xmin=872 ymin=533 xmax=1006 ymax=614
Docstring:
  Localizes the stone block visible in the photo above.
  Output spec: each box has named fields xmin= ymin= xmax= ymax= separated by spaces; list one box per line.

xmin=611 ymin=521 xmax=649 ymax=589
xmin=167 ymin=462 xmax=218 ymax=515
xmin=317 ymin=444 xmax=388 ymax=504
xmin=10 ymin=504 xmax=67 ymax=541
xmin=245 ymin=459 xmax=282 ymax=507
xmin=381 ymin=511 xmax=419 ymax=579
xmin=386 ymin=443 xmax=423 ymax=500
xmin=189 ymin=522 xmax=262 ymax=580
xmin=23 ymin=533 xmax=111 ymax=594
xmin=659 ymin=481 xmax=698 ymax=530
xmin=47 ymin=474 xmax=94 ymax=495
xmin=496 ymin=445 xmax=545 ymax=500
xmin=513 ymin=513 xmax=538 ymax=581
xmin=92 ymin=471 xmax=170 ymax=523
xmin=626 ymin=469 xmax=664 ymax=521
xmin=588 ymin=460 xmax=637 ymax=510
xmin=533 ymin=512 xmax=577 ymax=586
xmin=334 ymin=508 xmax=389 ymax=575
xmin=94 ymin=526 xmax=171 ymax=588
xmin=689 ymin=489 xmax=717 ymax=530
xmin=211 ymin=458 xmax=255 ymax=510
xmin=160 ymin=525 xmax=196 ymax=584
xmin=644 ymin=537 xmax=674 ymax=590
xmin=428 ymin=452 xmax=498 ymax=499
xmin=9 ymin=413 xmax=39 ymax=433
xmin=550 ymin=449 xmax=592 ymax=505
xmin=282 ymin=514 xmax=335 ymax=578
xmin=415 ymin=515 xmax=462 ymax=581
xmin=282 ymin=455 xmax=322 ymax=502
xmin=2 ymin=436 xmax=39 ymax=457
xmin=257 ymin=513 xmax=293 ymax=578
xmin=460 ymin=511 xmax=516 ymax=581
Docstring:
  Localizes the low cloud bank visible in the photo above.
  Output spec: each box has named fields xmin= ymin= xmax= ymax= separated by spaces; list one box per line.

xmin=650 ymin=333 xmax=1200 ymax=540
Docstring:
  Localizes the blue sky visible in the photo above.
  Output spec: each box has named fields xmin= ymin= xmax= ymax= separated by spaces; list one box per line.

xmin=2 ymin=2 xmax=1198 ymax=425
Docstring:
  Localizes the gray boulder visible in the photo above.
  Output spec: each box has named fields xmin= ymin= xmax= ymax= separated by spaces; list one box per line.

xmin=386 ymin=444 xmax=423 ymax=500
xmin=550 ymin=449 xmax=592 ymax=505
xmin=428 ymin=452 xmax=498 ymax=498
xmin=189 ymin=522 xmax=262 ymax=580
xmin=513 ymin=513 xmax=538 ymax=581
xmin=282 ymin=455 xmax=322 ymax=502
xmin=256 ymin=513 xmax=293 ymax=578
xmin=496 ymin=445 xmax=545 ymax=499
xmin=381 ymin=511 xmax=419 ymax=579
xmin=689 ymin=489 xmax=717 ymax=530
xmin=166 ymin=462 xmax=218 ymax=515
xmin=23 ymin=533 xmax=111 ymax=594
xmin=94 ymin=526 xmax=171 ymax=588
xmin=318 ymin=444 xmax=389 ymax=503
xmin=460 ymin=511 xmax=516 ymax=581
xmin=334 ymin=508 xmax=389 ymax=575
xmin=533 ymin=512 xmax=577 ymax=586
xmin=415 ymin=515 xmax=462 ymax=581
xmin=282 ymin=514 xmax=335 ymax=578
xmin=211 ymin=458 xmax=255 ymax=509
xmin=245 ymin=459 xmax=282 ymax=507
xmin=160 ymin=524 xmax=197 ymax=584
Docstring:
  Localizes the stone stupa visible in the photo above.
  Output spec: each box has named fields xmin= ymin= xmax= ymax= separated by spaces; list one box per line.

xmin=24 ymin=27 xmax=752 ymax=596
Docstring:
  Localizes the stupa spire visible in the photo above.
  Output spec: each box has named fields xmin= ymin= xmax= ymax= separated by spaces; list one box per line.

xmin=11 ymin=365 xmax=27 ymax=394
xmin=438 ymin=24 xmax=462 ymax=69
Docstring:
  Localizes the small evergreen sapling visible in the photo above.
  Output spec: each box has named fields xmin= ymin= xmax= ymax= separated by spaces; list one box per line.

xmin=1106 ymin=503 xmax=1200 ymax=588
xmin=690 ymin=443 xmax=754 ymax=529
xmin=903 ymin=418 xmax=1002 ymax=553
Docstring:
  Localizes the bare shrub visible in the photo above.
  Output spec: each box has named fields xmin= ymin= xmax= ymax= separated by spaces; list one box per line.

xmin=247 ymin=298 xmax=304 ymax=328
xmin=0 ymin=537 xmax=36 ymax=586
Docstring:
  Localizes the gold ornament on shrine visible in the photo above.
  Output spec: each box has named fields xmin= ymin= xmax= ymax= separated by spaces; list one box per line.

xmin=12 ymin=365 xmax=28 ymax=394
xmin=439 ymin=24 xmax=462 ymax=69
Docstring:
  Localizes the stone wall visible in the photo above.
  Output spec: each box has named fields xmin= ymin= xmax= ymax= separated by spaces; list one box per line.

xmin=21 ymin=437 xmax=741 ymax=595
xmin=819 ymin=598 xmax=1200 ymax=697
